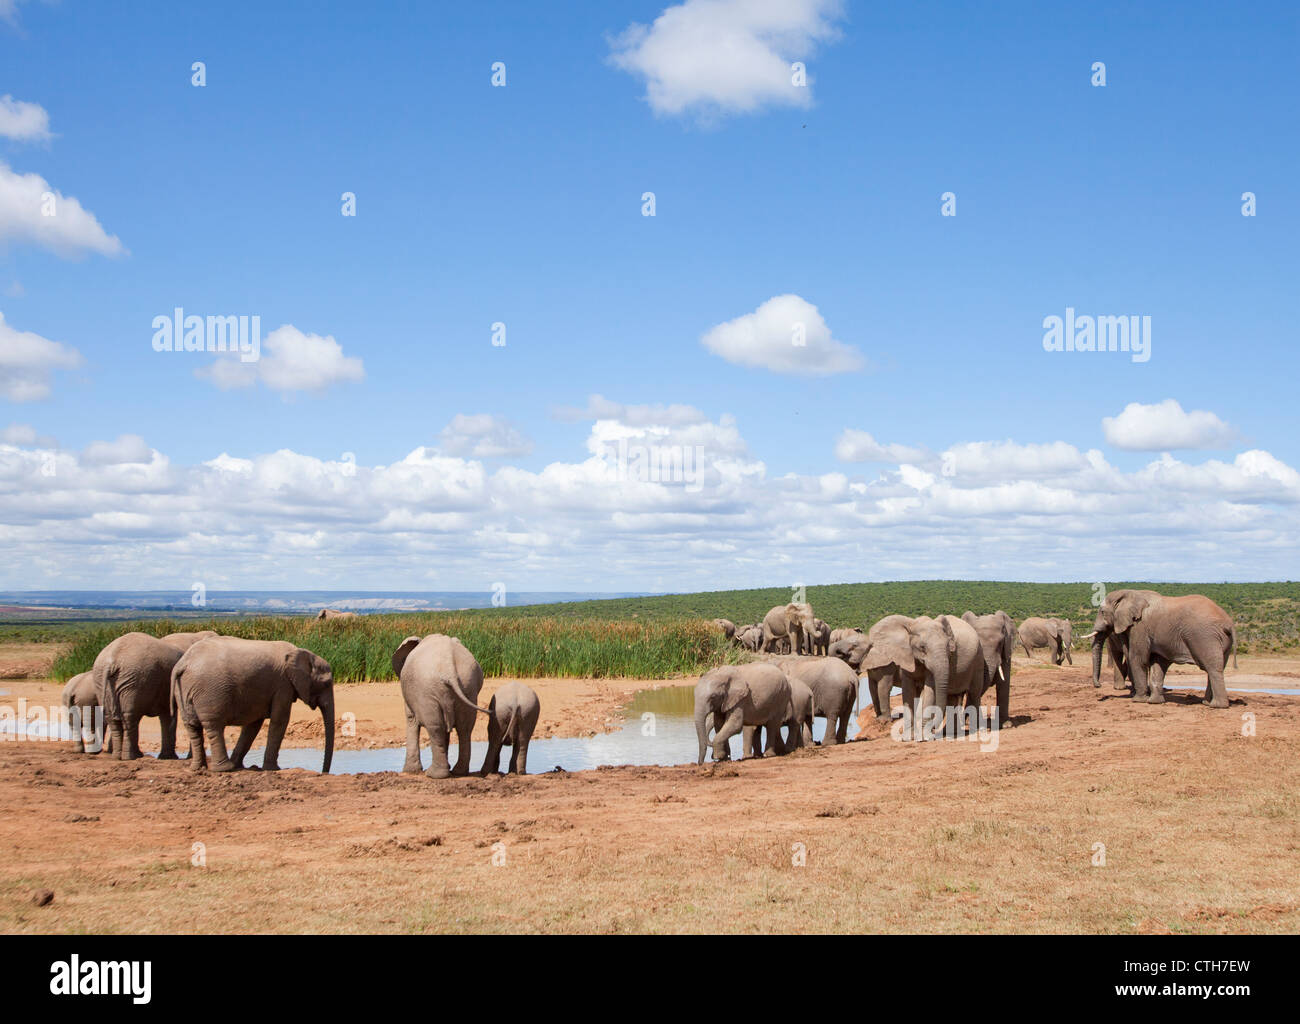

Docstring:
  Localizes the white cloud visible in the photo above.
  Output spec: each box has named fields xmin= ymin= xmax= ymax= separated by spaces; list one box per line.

xmin=0 ymin=312 xmax=81 ymax=400
xmin=554 ymin=393 xmax=710 ymax=428
xmin=0 ymin=162 xmax=124 ymax=258
xmin=0 ymin=398 xmax=1296 ymax=589
xmin=81 ymin=435 xmax=154 ymax=466
xmin=197 ymin=324 xmax=365 ymax=395
xmin=702 ymin=293 xmax=863 ymax=375
xmin=438 ymin=414 xmax=534 ymax=458
xmin=609 ymin=0 xmax=844 ymax=120
xmin=1102 ymin=399 xmax=1237 ymax=451
xmin=835 ymin=430 xmax=930 ymax=465
xmin=0 ymin=96 xmax=51 ymax=142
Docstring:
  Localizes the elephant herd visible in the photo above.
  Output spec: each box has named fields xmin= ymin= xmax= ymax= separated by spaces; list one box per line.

xmin=60 ymin=630 xmax=540 ymax=778
xmin=700 ymin=591 xmax=1239 ymax=762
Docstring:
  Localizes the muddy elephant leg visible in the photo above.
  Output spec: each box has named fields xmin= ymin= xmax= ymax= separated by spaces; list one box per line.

xmin=206 ymin=725 xmax=235 ymax=772
xmin=451 ymin=711 xmax=474 ymax=777
xmin=1146 ymin=661 xmax=1168 ymax=704
xmin=712 ymin=707 xmax=744 ymax=761
xmin=229 ymin=719 xmax=265 ymax=769
xmin=514 ymin=738 xmax=528 ymax=775
xmin=157 ymin=706 xmax=178 ymax=760
xmin=402 ymin=705 xmax=423 ymax=774
xmin=425 ymin=726 xmax=452 ymax=780
xmin=261 ymin=694 xmax=293 ymax=770
xmin=185 ymin=721 xmax=207 ymax=771
xmin=121 ymin=713 xmax=143 ymax=760
xmin=763 ymin=715 xmax=786 ymax=756
xmin=481 ymin=718 xmax=502 ymax=776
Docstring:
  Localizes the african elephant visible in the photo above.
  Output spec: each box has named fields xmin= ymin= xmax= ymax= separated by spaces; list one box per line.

xmin=93 ymin=632 xmax=182 ymax=761
xmin=853 ymin=615 xmax=924 ymax=720
xmin=712 ymin=618 xmax=737 ymax=641
xmin=829 ymin=627 xmax=862 ymax=645
xmin=481 ymin=681 xmax=541 ymax=775
xmin=896 ymin=615 xmax=983 ymax=741
xmin=316 ymin=608 xmax=358 ymax=620
xmin=392 ymin=634 xmax=489 ymax=779
xmin=744 ymin=676 xmax=815 ymax=756
xmin=172 ymin=636 xmax=335 ymax=773
xmin=774 ymin=655 xmax=859 ymax=744
xmin=61 ymin=671 xmax=106 ymax=754
xmin=961 ymin=610 xmax=1016 ymax=729
xmin=734 ymin=624 xmax=764 ymax=651
xmin=1017 ymin=617 xmax=1073 ymax=664
xmin=762 ymin=602 xmax=816 ymax=655
xmin=1087 ymin=590 xmax=1236 ymax=708
xmin=694 ymin=662 xmax=792 ymax=764
xmin=806 ymin=618 xmax=831 ymax=656
xmin=159 ymin=630 xmax=219 ymax=652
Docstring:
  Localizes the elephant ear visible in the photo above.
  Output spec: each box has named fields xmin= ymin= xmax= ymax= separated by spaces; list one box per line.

xmin=863 ymin=637 xmax=916 ymax=675
xmin=961 ymin=611 xmax=978 ymax=627
xmin=721 ymin=675 xmax=751 ymax=716
xmin=391 ymin=635 xmax=422 ymax=678
xmin=941 ymin=617 xmax=957 ymax=653
xmin=1113 ymin=594 xmax=1150 ymax=634
xmin=286 ymin=648 xmax=316 ymax=704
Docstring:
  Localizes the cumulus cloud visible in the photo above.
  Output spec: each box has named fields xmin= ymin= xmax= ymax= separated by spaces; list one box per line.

xmin=0 ymin=95 xmax=51 ymax=142
xmin=197 ymin=324 xmax=365 ymax=395
xmin=0 ymin=312 xmax=81 ymax=400
xmin=609 ymin=0 xmax=844 ymax=119
xmin=81 ymin=435 xmax=154 ymax=467
xmin=835 ymin=430 xmax=930 ymax=465
xmin=1102 ymin=399 xmax=1237 ymax=451
xmin=0 ymin=162 xmax=124 ymax=258
xmin=702 ymin=294 xmax=863 ymax=375
xmin=438 ymin=414 xmax=534 ymax=458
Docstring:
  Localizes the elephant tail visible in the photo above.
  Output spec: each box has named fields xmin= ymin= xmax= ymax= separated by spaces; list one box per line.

xmin=446 ymin=674 xmax=492 ymax=716
xmin=1228 ymin=627 xmax=1238 ymax=669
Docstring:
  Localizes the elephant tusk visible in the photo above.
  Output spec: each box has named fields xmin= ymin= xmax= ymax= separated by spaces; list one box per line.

xmin=1082 ymin=631 xmax=1097 ymax=639
xmin=996 ymin=664 xmax=1004 ymax=681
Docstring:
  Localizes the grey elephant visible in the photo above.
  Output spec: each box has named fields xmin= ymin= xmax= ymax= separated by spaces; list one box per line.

xmin=159 ymin=630 xmax=219 ymax=652
xmin=1087 ymin=589 xmax=1236 ymax=708
xmin=172 ymin=636 xmax=335 ymax=773
xmin=961 ymin=610 xmax=1016 ymax=729
xmin=93 ymin=632 xmax=183 ymax=760
xmin=893 ymin=615 xmax=983 ymax=741
xmin=734 ymin=624 xmax=764 ymax=652
xmin=481 ymin=681 xmax=540 ymax=775
xmin=316 ymin=608 xmax=358 ymax=620
xmin=392 ymin=634 xmax=489 ymax=778
xmin=762 ymin=602 xmax=815 ymax=655
xmin=61 ymin=671 xmax=107 ymax=754
xmin=694 ymin=662 xmax=792 ymax=764
xmin=744 ymin=675 xmax=815 ymax=756
xmin=1017 ymin=616 xmax=1073 ymax=664
xmin=849 ymin=615 xmax=924 ymax=720
xmin=712 ymin=618 xmax=737 ymax=641
xmin=829 ymin=627 xmax=862 ymax=645
xmin=774 ymin=655 xmax=859 ymax=744
xmin=806 ymin=618 xmax=831 ymax=656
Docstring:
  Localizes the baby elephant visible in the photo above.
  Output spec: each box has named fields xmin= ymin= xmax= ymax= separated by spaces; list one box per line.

xmin=481 ymin=681 xmax=540 ymax=775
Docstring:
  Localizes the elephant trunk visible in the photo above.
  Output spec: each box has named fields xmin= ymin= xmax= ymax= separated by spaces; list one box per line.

xmin=695 ymin=704 xmax=711 ymax=765
xmin=319 ymin=692 xmax=335 ymax=774
xmin=1090 ymin=634 xmax=1105 ymax=688
xmin=931 ymin=666 xmax=949 ymax=739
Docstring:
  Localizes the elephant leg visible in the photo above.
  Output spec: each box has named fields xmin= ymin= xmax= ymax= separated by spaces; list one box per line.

xmin=451 ymin=713 xmax=474 ymax=776
xmin=184 ymin=721 xmax=207 ymax=771
xmin=206 ymin=725 xmax=235 ymax=772
xmin=742 ymin=725 xmax=757 ymax=759
xmin=821 ymin=711 xmax=838 ymax=746
xmin=402 ymin=706 xmax=423 ymax=774
xmin=765 ymin=716 xmax=786 ymax=756
xmin=1200 ymin=648 xmax=1230 ymax=709
xmin=121 ymin=713 xmax=143 ymax=760
xmin=712 ymin=707 xmax=744 ymax=761
xmin=921 ymin=681 xmax=940 ymax=741
xmin=425 ymin=728 xmax=452 ymax=779
xmin=874 ymin=673 xmax=893 ymax=718
xmin=261 ymin=694 xmax=293 ymax=770
xmin=229 ymin=719 xmax=265 ymax=769
xmin=995 ymin=672 xmax=1010 ymax=730
xmin=514 ymin=738 xmax=528 ymax=775
xmin=157 ymin=706 xmax=178 ymax=760
xmin=1146 ymin=661 xmax=1168 ymax=704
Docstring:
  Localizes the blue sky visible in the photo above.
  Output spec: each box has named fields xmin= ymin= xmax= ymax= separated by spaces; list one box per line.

xmin=1 ymin=0 xmax=1297 ymax=592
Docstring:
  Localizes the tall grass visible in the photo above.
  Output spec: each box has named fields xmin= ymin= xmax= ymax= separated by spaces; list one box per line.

xmin=49 ymin=613 xmax=741 ymax=683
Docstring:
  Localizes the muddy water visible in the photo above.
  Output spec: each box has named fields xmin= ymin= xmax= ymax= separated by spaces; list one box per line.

xmin=260 ymin=683 xmax=867 ymax=774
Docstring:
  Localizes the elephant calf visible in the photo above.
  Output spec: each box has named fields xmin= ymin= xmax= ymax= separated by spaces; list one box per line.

xmin=745 ymin=675 xmax=815 ymax=756
xmin=695 ymin=663 xmax=792 ymax=764
xmin=774 ymin=655 xmax=860 ymax=744
xmin=481 ymin=681 xmax=540 ymax=775
xmin=61 ymin=671 xmax=106 ymax=753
